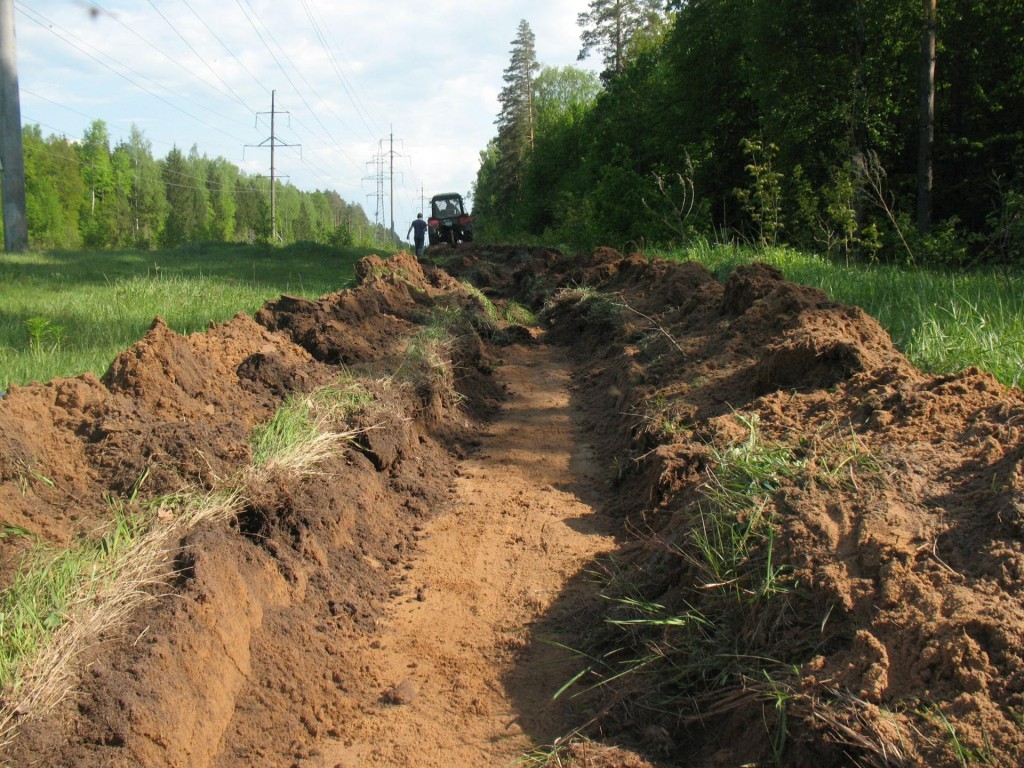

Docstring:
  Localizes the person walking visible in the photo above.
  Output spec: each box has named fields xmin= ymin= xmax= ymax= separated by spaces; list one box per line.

xmin=407 ymin=213 xmax=428 ymax=259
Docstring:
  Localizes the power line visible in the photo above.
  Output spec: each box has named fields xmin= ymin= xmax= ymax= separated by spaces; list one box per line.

xmin=233 ymin=0 xmax=365 ymax=177
xmin=180 ymin=0 xmax=269 ymax=98
xmin=15 ymin=4 xmax=251 ymax=144
xmin=16 ymin=0 xmax=414 ymax=208
xmin=299 ymin=0 xmax=381 ymax=140
xmin=142 ymin=0 xmax=255 ymax=114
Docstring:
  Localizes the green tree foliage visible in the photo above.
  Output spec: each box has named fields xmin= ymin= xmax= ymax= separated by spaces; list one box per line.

xmin=78 ymin=120 xmax=116 ymax=247
xmin=161 ymin=147 xmax=198 ymax=247
xmin=206 ymin=158 xmax=238 ymax=242
xmin=16 ymin=123 xmax=374 ymax=252
xmin=577 ymin=0 xmax=667 ymax=81
xmin=22 ymin=126 xmax=85 ymax=249
xmin=479 ymin=2 xmax=1023 ymax=263
xmin=523 ymin=66 xmax=601 ymax=234
xmin=234 ymin=176 xmax=271 ymax=244
xmin=112 ymin=127 xmax=166 ymax=248
xmin=470 ymin=140 xmax=503 ymax=237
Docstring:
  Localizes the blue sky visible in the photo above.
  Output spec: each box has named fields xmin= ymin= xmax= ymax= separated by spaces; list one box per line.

xmin=12 ymin=0 xmax=599 ymax=232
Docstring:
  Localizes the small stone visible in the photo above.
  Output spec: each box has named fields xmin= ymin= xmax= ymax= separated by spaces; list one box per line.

xmin=380 ymin=679 xmax=417 ymax=706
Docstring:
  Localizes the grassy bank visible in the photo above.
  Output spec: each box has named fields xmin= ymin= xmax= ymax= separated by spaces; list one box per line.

xmin=657 ymin=241 xmax=1024 ymax=388
xmin=0 ymin=242 xmax=384 ymax=390
xmin=4 ymin=241 xmax=1021 ymax=391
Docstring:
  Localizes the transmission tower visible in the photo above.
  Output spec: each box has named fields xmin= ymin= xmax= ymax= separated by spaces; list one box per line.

xmin=364 ymin=147 xmax=385 ymax=246
xmin=245 ymin=90 xmax=300 ymax=242
xmin=381 ymin=128 xmax=405 ymax=242
xmin=365 ymin=132 xmax=404 ymax=245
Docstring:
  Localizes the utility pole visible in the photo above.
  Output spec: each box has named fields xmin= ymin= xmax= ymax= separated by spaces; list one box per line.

xmin=0 ymin=0 xmax=28 ymax=252
xmin=377 ymin=128 xmax=404 ymax=244
xmin=246 ymin=90 xmax=299 ymax=242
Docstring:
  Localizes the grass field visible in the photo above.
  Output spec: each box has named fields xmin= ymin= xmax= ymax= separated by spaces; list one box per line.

xmin=2 ymin=241 xmax=1021 ymax=391
xmin=0 ymin=242 xmax=386 ymax=390
xmin=657 ymin=241 xmax=1024 ymax=389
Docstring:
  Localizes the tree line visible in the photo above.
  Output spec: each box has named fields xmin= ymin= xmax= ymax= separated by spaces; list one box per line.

xmin=476 ymin=0 xmax=1024 ymax=265
xmin=10 ymin=119 xmax=380 ymax=251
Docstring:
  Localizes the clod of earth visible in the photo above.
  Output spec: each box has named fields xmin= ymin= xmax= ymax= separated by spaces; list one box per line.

xmin=1 ymin=247 xmax=1022 ymax=768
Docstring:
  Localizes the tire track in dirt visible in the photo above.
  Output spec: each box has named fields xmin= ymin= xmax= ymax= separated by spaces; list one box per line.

xmin=313 ymin=337 xmax=618 ymax=767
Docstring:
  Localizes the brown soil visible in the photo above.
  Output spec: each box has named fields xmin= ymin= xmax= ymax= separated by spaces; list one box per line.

xmin=1 ymin=246 xmax=1023 ymax=767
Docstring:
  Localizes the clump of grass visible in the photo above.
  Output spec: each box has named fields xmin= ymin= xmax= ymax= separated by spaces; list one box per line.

xmin=917 ymin=703 xmax=996 ymax=767
xmin=555 ymin=413 xmax=802 ymax=760
xmin=503 ymin=301 xmax=537 ymax=326
xmin=460 ymin=281 xmax=501 ymax=326
xmin=23 ymin=317 xmax=66 ymax=359
xmin=399 ymin=306 xmax=475 ymax=404
xmin=615 ymin=415 xmax=795 ymax=681
xmin=0 ymin=478 xmax=244 ymax=748
xmin=553 ymin=412 xmax=912 ymax=765
xmin=542 ymin=285 xmax=621 ymax=330
xmin=517 ymin=735 xmax=636 ymax=767
xmin=0 ymin=512 xmax=148 ymax=691
xmin=632 ymin=393 xmax=693 ymax=441
xmin=458 ymin=281 xmax=538 ymax=329
xmin=249 ymin=379 xmax=374 ymax=473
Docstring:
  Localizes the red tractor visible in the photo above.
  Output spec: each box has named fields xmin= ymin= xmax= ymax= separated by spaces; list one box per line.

xmin=427 ymin=193 xmax=474 ymax=245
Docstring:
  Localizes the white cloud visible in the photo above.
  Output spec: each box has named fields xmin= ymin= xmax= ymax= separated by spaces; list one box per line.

xmin=14 ymin=0 xmax=599 ymax=230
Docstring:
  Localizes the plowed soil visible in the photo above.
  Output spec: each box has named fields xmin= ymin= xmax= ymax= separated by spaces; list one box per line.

xmin=1 ymin=246 xmax=1023 ymax=768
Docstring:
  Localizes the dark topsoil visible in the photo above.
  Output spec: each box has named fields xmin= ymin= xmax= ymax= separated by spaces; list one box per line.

xmin=2 ymin=245 xmax=1023 ymax=767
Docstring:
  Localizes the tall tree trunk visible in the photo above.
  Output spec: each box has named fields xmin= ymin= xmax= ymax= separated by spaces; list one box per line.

xmin=917 ymin=0 xmax=937 ymax=234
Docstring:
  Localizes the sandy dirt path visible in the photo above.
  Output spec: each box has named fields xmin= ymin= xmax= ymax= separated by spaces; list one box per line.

xmin=312 ymin=337 xmax=618 ymax=767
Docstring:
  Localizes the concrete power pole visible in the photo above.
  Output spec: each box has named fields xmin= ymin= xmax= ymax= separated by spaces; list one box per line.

xmin=270 ymin=90 xmax=278 ymax=240
xmin=0 ymin=0 xmax=28 ymax=252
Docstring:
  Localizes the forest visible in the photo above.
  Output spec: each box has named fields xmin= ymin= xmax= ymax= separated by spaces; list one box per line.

xmin=475 ymin=0 xmax=1024 ymax=266
xmin=9 ymin=120 xmax=378 ymax=250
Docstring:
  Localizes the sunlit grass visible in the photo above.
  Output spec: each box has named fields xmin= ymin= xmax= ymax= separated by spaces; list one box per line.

xmin=249 ymin=379 xmax=375 ymax=474
xmin=656 ymin=240 xmax=1024 ymax=388
xmin=0 ymin=242 xmax=385 ymax=390
xmin=0 ymin=512 xmax=149 ymax=691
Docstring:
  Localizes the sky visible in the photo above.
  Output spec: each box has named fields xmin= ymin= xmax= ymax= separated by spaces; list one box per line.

xmin=11 ymin=0 xmax=600 ymax=235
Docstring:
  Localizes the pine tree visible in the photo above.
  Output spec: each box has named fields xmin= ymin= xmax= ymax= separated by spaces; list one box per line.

xmin=494 ymin=19 xmax=540 ymax=213
xmin=577 ymin=0 xmax=666 ymax=80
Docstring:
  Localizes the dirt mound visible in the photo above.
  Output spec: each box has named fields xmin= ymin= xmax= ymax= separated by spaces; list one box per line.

xmin=510 ymin=247 xmax=1024 ymax=766
xmin=0 ymin=251 xmax=500 ymax=767
xmin=2 ymin=244 xmax=1022 ymax=767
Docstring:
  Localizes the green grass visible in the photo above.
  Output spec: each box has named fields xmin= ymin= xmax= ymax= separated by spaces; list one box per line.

xmin=0 ymin=370 xmax=380 ymax=746
xmin=249 ymin=378 xmax=374 ymax=473
xmin=656 ymin=240 xmax=1024 ymax=388
xmin=568 ymin=414 xmax=798 ymax=701
xmin=0 ymin=241 xmax=386 ymax=390
xmin=0 ymin=512 xmax=148 ymax=690
xmin=557 ymin=414 xmax=878 ymax=763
